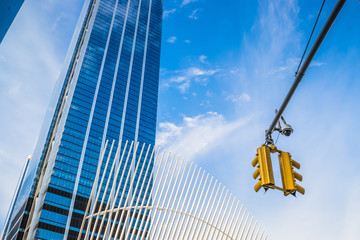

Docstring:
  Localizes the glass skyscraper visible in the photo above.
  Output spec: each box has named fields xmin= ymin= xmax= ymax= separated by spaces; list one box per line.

xmin=0 ymin=0 xmax=24 ymax=43
xmin=2 ymin=0 xmax=162 ymax=239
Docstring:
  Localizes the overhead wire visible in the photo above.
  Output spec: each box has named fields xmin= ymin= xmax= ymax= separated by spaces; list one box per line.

xmin=272 ymin=0 xmax=326 ymax=144
xmin=295 ymin=0 xmax=326 ymax=77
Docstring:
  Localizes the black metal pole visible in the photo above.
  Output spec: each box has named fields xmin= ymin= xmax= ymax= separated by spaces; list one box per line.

xmin=266 ymin=0 xmax=346 ymax=142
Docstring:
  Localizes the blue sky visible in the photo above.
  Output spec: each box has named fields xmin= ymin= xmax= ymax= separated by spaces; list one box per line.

xmin=1 ymin=0 xmax=360 ymax=239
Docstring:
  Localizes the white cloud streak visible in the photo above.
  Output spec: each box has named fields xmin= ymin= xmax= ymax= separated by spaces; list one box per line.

xmin=189 ymin=8 xmax=201 ymax=19
xmin=157 ymin=112 xmax=253 ymax=160
xmin=163 ymin=8 xmax=176 ymax=18
xmin=181 ymin=0 xmax=198 ymax=7
xmin=225 ymin=93 xmax=251 ymax=103
xmin=199 ymin=55 xmax=207 ymax=63
xmin=167 ymin=36 xmax=177 ymax=43
xmin=167 ymin=67 xmax=219 ymax=93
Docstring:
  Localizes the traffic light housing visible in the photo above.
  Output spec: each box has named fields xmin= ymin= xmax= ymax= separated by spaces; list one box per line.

xmin=252 ymin=145 xmax=275 ymax=192
xmin=278 ymin=151 xmax=305 ymax=196
xmin=252 ymin=144 xmax=304 ymax=196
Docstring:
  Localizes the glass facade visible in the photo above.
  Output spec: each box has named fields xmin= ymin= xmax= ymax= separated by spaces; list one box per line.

xmin=0 ymin=0 xmax=24 ymax=43
xmin=2 ymin=0 xmax=162 ymax=239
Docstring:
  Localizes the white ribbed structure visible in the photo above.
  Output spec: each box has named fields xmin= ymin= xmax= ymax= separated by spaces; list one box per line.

xmin=78 ymin=140 xmax=270 ymax=240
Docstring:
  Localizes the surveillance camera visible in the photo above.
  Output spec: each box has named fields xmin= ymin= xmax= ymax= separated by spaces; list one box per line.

xmin=280 ymin=123 xmax=293 ymax=137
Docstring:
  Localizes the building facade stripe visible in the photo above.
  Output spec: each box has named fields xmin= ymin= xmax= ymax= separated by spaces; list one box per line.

xmin=118 ymin=0 xmax=144 ymax=142
xmin=63 ymin=0 xmax=121 ymax=237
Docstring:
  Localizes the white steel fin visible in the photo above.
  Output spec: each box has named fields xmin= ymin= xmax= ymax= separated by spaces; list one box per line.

xmin=79 ymin=141 xmax=269 ymax=239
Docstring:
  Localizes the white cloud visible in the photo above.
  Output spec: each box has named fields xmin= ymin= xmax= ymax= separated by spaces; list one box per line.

xmin=184 ymin=40 xmax=191 ymax=44
xmin=311 ymin=61 xmax=326 ymax=67
xmin=156 ymin=112 xmax=253 ymax=160
xmin=170 ymin=76 xmax=187 ymax=83
xmin=189 ymin=8 xmax=201 ymax=20
xmin=178 ymin=81 xmax=190 ymax=93
xmin=181 ymin=0 xmax=198 ymax=7
xmin=156 ymin=122 xmax=182 ymax=147
xmin=49 ymin=12 xmax=68 ymax=32
xmin=199 ymin=55 xmax=208 ymax=63
xmin=163 ymin=8 xmax=176 ymax=18
xmin=241 ymin=0 xmax=301 ymax=88
xmin=167 ymin=36 xmax=177 ymax=43
xmin=168 ymin=67 xmax=219 ymax=93
xmin=188 ymin=67 xmax=218 ymax=77
xmin=205 ymin=90 xmax=213 ymax=97
xmin=266 ymin=57 xmax=299 ymax=78
xmin=225 ymin=93 xmax=251 ymax=103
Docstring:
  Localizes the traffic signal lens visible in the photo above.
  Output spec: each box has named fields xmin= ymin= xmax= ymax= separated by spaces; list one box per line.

xmin=296 ymin=184 xmax=305 ymax=195
xmin=252 ymin=156 xmax=258 ymax=167
xmin=292 ymin=159 xmax=300 ymax=169
xmin=254 ymin=181 xmax=262 ymax=192
xmin=294 ymin=171 xmax=303 ymax=181
xmin=253 ymin=168 xmax=260 ymax=179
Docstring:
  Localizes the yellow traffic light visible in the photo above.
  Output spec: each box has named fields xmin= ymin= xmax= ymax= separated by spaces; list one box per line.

xmin=278 ymin=152 xmax=305 ymax=196
xmin=252 ymin=145 xmax=275 ymax=192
